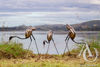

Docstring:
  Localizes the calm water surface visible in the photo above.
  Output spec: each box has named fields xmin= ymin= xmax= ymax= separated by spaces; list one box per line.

xmin=0 ymin=31 xmax=100 ymax=54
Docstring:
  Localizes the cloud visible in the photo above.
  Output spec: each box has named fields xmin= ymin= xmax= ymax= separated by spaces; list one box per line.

xmin=0 ymin=0 xmax=100 ymax=27
xmin=78 ymin=0 xmax=100 ymax=5
xmin=0 ymin=0 xmax=100 ymax=12
xmin=0 ymin=11 xmax=100 ymax=27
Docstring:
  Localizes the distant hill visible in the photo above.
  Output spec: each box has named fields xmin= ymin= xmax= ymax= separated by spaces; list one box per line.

xmin=0 ymin=25 xmax=27 ymax=31
xmin=35 ymin=20 xmax=100 ymax=31
xmin=35 ymin=24 xmax=66 ymax=31
xmin=72 ymin=20 xmax=100 ymax=31
xmin=0 ymin=20 xmax=100 ymax=31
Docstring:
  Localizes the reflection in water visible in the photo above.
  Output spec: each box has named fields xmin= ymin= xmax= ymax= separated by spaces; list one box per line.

xmin=0 ymin=31 xmax=99 ymax=54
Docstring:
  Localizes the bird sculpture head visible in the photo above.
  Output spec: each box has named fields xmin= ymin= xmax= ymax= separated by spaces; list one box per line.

xmin=9 ymin=36 xmax=14 ymax=42
xmin=32 ymin=27 xmax=36 ymax=31
xmin=66 ymin=24 xmax=71 ymax=30
xmin=49 ymin=30 xmax=53 ymax=34
xmin=9 ymin=36 xmax=13 ymax=41
xmin=29 ymin=26 xmax=36 ymax=31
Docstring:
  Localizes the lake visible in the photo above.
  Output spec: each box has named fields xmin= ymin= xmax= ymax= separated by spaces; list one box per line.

xmin=0 ymin=31 xmax=100 ymax=54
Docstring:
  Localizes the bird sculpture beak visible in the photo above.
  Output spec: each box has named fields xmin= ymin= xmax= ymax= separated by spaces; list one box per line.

xmin=43 ymin=41 xmax=45 ymax=47
xmin=66 ymin=24 xmax=70 ymax=30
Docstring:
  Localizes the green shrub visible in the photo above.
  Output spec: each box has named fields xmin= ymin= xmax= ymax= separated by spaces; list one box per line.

xmin=0 ymin=42 xmax=34 ymax=59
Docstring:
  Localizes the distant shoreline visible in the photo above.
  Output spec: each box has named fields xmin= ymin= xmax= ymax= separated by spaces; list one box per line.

xmin=0 ymin=20 xmax=100 ymax=32
xmin=0 ymin=31 xmax=100 ymax=34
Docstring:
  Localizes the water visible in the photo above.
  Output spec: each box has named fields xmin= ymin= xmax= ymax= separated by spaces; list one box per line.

xmin=0 ymin=31 xmax=100 ymax=54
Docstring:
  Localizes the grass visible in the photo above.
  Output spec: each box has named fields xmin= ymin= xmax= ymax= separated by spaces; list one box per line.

xmin=0 ymin=42 xmax=34 ymax=59
xmin=0 ymin=57 xmax=100 ymax=67
xmin=71 ymin=40 xmax=100 ymax=54
xmin=88 ymin=40 xmax=100 ymax=51
xmin=0 ymin=41 xmax=100 ymax=67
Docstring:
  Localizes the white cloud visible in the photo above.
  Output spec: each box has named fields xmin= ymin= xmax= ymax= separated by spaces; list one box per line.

xmin=0 ymin=11 xmax=100 ymax=27
xmin=80 ymin=0 xmax=100 ymax=5
xmin=91 ymin=0 xmax=100 ymax=5
xmin=0 ymin=0 xmax=100 ymax=12
xmin=0 ymin=0 xmax=100 ymax=27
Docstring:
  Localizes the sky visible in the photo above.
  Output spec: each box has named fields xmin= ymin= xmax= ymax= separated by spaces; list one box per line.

xmin=0 ymin=0 xmax=100 ymax=27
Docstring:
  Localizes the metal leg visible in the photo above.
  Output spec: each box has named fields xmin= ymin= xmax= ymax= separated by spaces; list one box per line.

xmin=52 ymin=38 xmax=59 ymax=55
xmin=28 ymin=37 xmax=32 ymax=50
xmin=63 ymin=36 xmax=70 ymax=54
xmin=32 ymin=34 xmax=39 ymax=54
xmin=65 ymin=35 xmax=69 ymax=41
xmin=46 ymin=42 xmax=50 ymax=54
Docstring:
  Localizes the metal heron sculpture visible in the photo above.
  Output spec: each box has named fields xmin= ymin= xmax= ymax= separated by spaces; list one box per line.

xmin=64 ymin=24 xmax=98 ymax=62
xmin=43 ymin=30 xmax=59 ymax=55
xmin=9 ymin=27 xmax=40 ymax=54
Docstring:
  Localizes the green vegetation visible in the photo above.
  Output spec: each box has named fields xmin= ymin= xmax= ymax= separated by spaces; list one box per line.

xmin=0 ymin=42 xmax=33 ymax=59
xmin=71 ymin=40 xmax=100 ymax=54
xmin=0 ymin=41 xmax=100 ymax=67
